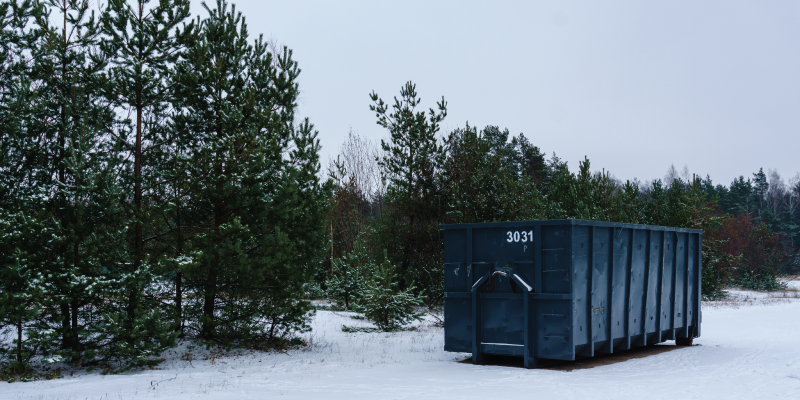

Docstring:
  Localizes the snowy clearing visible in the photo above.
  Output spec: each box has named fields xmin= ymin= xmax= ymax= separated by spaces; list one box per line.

xmin=5 ymin=280 xmax=800 ymax=400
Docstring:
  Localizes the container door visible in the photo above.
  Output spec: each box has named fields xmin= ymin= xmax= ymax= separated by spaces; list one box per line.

xmin=472 ymin=227 xmax=536 ymax=359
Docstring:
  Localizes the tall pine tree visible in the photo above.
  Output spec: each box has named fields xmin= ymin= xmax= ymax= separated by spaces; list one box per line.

xmin=173 ymin=0 xmax=329 ymax=343
xmin=369 ymin=81 xmax=447 ymax=307
xmin=23 ymin=0 xmax=129 ymax=365
xmin=0 ymin=1 xmax=49 ymax=372
xmin=99 ymin=0 xmax=189 ymax=366
xmin=439 ymin=124 xmax=544 ymax=224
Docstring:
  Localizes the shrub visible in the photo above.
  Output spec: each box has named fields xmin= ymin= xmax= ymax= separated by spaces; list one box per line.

xmin=715 ymin=215 xmax=785 ymax=291
xmin=355 ymin=251 xmax=424 ymax=331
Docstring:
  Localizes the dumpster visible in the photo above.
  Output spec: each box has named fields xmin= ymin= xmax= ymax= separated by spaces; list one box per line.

xmin=441 ymin=219 xmax=701 ymax=368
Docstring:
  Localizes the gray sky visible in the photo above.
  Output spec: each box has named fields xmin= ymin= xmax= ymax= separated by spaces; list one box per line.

xmin=189 ymin=0 xmax=800 ymax=186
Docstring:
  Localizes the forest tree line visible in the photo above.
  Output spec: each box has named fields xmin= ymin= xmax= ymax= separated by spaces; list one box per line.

xmin=326 ymin=83 xmax=800 ymax=311
xmin=2 ymin=0 xmax=799 ymax=379
xmin=1 ymin=0 xmax=329 ymax=374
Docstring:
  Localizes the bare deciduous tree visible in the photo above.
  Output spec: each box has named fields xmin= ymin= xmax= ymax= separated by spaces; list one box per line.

xmin=766 ymin=169 xmax=786 ymax=217
xmin=681 ymin=164 xmax=691 ymax=184
xmin=664 ymin=164 xmax=679 ymax=188
xmin=327 ymin=129 xmax=384 ymax=258
xmin=328 ymin=128 xmax=384 ymax=203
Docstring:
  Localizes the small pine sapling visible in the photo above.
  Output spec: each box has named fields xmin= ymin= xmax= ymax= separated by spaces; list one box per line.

xmin=355 ymin=251 xmax=424 ymax=331
xmin=326 ymin=238 xmax=371 ymax=310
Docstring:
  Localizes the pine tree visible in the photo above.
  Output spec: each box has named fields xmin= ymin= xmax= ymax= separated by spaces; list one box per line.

xmin=369 ymin=82 xmax=447 ymax=307
xmin=510 ymin=133 xmax=549 ymax=191
xmin=173 ymin=0 xmax=330 ymax=343
xmin=355 ymin=250 xmax=423 ymax=332
xmin=439 ymin=124 xmax=544 ymax=224
xmin=370 ymin=82 xmax=446 ymax=202
xmin=0 ymin=212 xmax=49 ymax=375
xmin=99 ymin=0 xmax=190 ymax=366
xmin=480 ymin=125 xmax=515 ymax=168
xmin=19 ymin=0 xmax=130 ymax=365
xmin=0 ymin=0 xmax=46 ymax=374
xmin=543 ymin=157 xmax=618 ymax=221
xmin=0 ymin=0 xmax=54 ymax=372
xmin=725 ymin=176 xmax=754 ymax=215
xmin=752 ymin=168 xmax=769 ymax=212
xmin=612 ymin=180 xmax=647 ymax=224
xmin=0 ymin=0 xmax=45 ymax=214
xmin=0 ymin=0 xmax=43 ymax=206
xmin=326 ymin=238 xmax=371 ymax=310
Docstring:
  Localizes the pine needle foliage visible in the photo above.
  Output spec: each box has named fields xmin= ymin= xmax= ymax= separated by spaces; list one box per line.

xmin=172 ymin=0 xmax=330 ymax=345
xmin=1 ymin=0 xmax=50 ymax=374
xmin=1 ymin=0 xmax=329 ymax=374
xmin=326 ymin=237 xmax=371 ymax=310
xmin=369 ymin=82 xmax=447 ymax=308
xmin=355 ymin=251 xmax=424 ymax=332
xmin=99 ymin=0 xmax=191 ymax=368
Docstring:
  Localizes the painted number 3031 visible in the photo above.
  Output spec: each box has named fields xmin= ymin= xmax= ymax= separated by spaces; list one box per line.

xmin=506 ymin=230 xmax=533 ymax=243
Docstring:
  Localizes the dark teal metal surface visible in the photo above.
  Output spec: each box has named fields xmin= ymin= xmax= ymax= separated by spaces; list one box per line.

xmin=441 ymin=219 xmax=702 ymax=368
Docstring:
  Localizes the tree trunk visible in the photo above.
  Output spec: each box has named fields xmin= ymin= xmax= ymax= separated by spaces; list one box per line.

xmin=201 ymin=268 xmax=216 ymax=339
xmin=16 ymin=317 xmax=23 ymax=364
xmin=202 ymin=175 xmax=224 ymax=339
xmin=176 ymin=204 xmax=184 ymax=336
xmin=71 ymin=302 xmax=79 ymax=355
xmin=134 ymin=100 xmax=142 ymax=272
xmin=202 ymin=112 xmax=226 ymax=339
xmin=126 ymin=71 xmax=143 ymax=343
xmin=202 ymin=190 xmax=223 ymax=339
xmin=176 ymin=271 xmax=183 ymax=336
xmin=60 ymin=303 xmax=71 ymax=349
xmin=126 ymin=3 xmax=146 ymax=341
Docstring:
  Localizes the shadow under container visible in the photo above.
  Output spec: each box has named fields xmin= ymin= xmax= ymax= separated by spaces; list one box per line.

xmin=441 ymin=220 xmax=702 ymax=368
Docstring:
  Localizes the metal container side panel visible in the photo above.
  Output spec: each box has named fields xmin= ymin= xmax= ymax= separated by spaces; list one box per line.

xmin=535 ymin=299 xmax=573 ymax=359
xmin=629 ymin=229 xmax=649 ymax=337
xmin=444 ymin=229 xmax=470 ymax=292
xmin=571 ymin=225 xmax=591 ymax=347
xmin=610 ymin=228 xmax=632 ymax=341
xmin=444 ymin=297 xmax=471 ymax=352
xmin=646 ymin=230 xmax=664 ymax=337
xmin=535 ymin=224 xmax=574 ymax=360
xmin=591 ymin=227 xmax=611 ymax=343
xmin=443 ymin=229 xmax=471 ymax=353
xmin=695 ymin=233 xmax=703 ymax=337
xmin=660 ymin=232 xmax=676 ymax=337
xmin=541 ymin=225 xmax=571 ymax=294
xmin=687 ymin=232 xmax=700 ymax=337
xmin=673 ymin=233 xmax=688 ymax=332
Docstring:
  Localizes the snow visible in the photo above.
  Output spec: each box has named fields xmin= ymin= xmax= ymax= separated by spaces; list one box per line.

xmin=5 ymin=284 xmax=800 ymax=400
xmin=705 ymin=278 xmax=800 ymax=308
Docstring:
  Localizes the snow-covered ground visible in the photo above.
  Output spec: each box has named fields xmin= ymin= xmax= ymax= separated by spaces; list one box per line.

xmin=6 ymin=279 xmax=800 ymax=400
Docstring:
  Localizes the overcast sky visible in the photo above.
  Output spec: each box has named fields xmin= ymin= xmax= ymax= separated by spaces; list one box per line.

xmin=187 ymin=0 xmax=800 ymax=186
